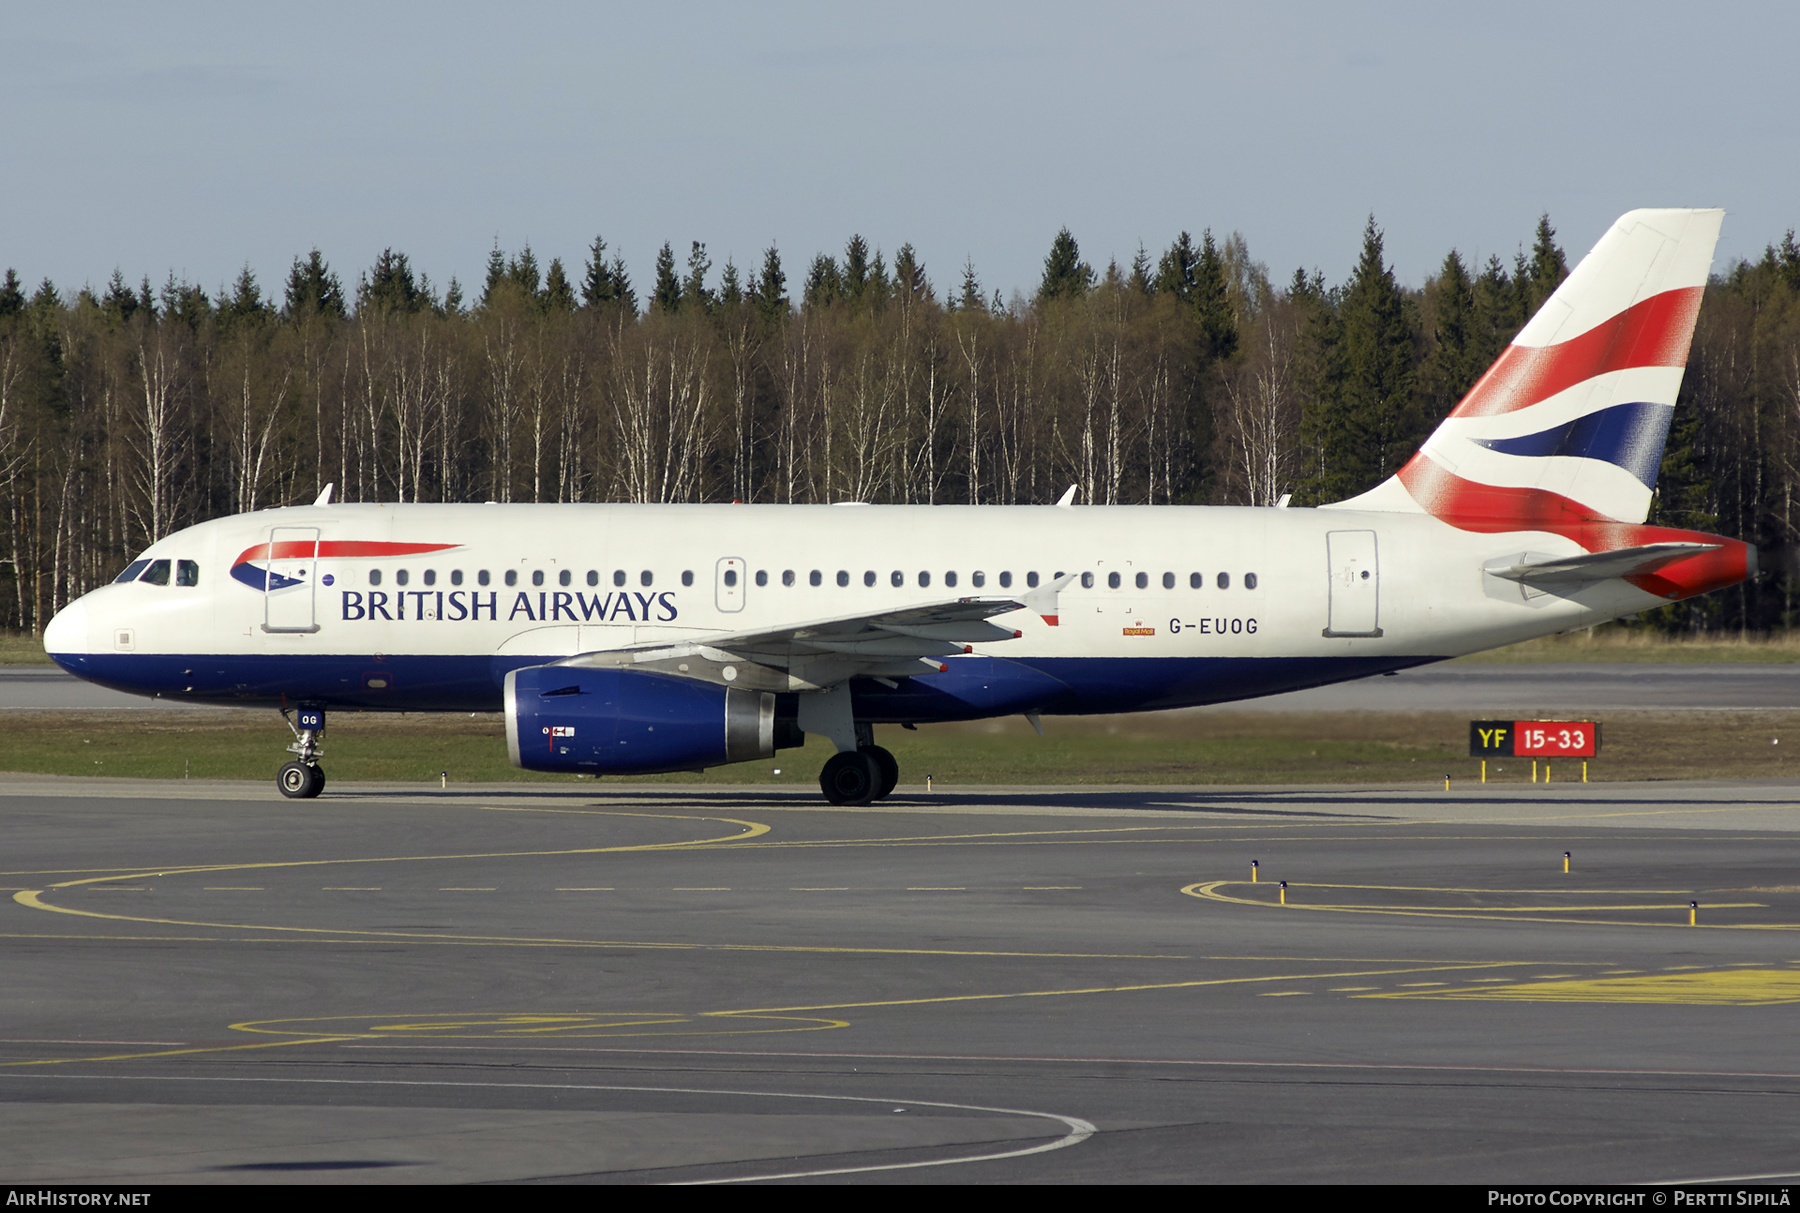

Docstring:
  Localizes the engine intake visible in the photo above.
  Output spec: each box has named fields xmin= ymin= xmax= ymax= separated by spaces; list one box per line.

xmin=505 ymin=666 xmax=776 ymax=775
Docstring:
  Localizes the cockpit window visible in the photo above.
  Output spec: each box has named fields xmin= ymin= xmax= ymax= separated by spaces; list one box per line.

xmin=175 ymin=560 xmax=199 ymax=587
xmin=115 ymin=560 xmax=151 ymax=584
xmin=139 ymin=559 xmax=171 ymax=586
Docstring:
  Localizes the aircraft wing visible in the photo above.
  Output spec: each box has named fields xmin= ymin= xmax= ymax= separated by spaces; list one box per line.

xmin=552 ymin=597 xmax=1031 ymax=692
xmin=1486 ymin=542 xmax=1721 ymax=586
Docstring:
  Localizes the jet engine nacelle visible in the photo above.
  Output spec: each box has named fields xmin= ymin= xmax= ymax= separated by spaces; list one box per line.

xmin=504 ymin=665 xmax=777 ymax=775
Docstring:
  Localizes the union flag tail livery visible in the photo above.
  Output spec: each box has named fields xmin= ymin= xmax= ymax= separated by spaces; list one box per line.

xmin=42 ymin=209 xmax=1756 ymax=805
xmin=1330 ymin=208 xmax=1747 ymax=605
xmin=1337 ymin=208 xmax=1719 ymax=530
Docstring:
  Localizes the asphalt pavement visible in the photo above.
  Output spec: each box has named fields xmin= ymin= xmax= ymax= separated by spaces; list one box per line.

xmin=4 ymin=776 xmax=1800 ymax=1184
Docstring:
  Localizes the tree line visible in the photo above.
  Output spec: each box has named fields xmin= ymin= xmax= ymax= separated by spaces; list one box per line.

xmin=3 ymin=218 xmax=1798 ymax=635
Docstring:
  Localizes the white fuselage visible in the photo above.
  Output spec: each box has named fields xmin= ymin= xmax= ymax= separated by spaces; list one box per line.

xmin=44 ymin=500 xmax=1669 ymax=717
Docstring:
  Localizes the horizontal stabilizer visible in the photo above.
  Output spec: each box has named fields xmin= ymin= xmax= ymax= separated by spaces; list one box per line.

xmin=1486 ymin=541 xmax=1719 ymax=586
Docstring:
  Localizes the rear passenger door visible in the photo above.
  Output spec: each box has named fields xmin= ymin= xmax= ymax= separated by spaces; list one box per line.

xmin=1323 ymin=530 xmax=1381 ymax=638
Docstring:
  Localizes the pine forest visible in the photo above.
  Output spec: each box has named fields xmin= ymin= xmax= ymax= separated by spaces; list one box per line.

xmin=4 ymin=217 xmax=1800 ymax=637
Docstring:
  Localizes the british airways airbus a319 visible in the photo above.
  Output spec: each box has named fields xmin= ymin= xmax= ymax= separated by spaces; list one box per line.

xmin=43 ymin=210 xmax=1752 ymax=804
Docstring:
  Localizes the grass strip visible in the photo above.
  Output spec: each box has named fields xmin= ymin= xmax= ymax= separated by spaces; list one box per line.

xmin=2 ymin=708 xmax=1793 ymax=787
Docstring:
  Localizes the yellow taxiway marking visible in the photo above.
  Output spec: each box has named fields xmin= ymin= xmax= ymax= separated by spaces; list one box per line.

xmin=555 ymin=887 xmax=615 ymax=891
xmin=0 ymin=1036 xmax=356 ymax=1068
xmin=323 ymin=887 xmax=381 ymax=891
xmin=1367 ymin=969 xmax=1800 ymax=1006
xmin=13 ymin=810 xmax=773 ymax=886
xmin=703 ymin=962 xmax=1529 ymax=1020
xmin=7 ymin=887 xmax=1176 ymax=960
xmin=231 ymin=960 xmax=1534 ymax=1045
xmin=439 ymin=887 xmax=496 ymax=891
xmin=232 ymin=1011 xmax=849 ymax=1041
xmin=17 ymin=811 xmax=1178 ymax=959
xmin=203 ymin=887 xmax=263 ymax=891
xmin=1183 ymin=881 xmax=1792 ymax=929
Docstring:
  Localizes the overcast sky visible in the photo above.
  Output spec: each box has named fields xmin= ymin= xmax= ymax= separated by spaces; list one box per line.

xmin=7 ymin=2 xmax=1796 ymax=304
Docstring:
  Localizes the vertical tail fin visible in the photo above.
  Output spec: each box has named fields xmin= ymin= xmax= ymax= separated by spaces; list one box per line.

xmin=1328 ymin=208 xmax=1724 ymax=530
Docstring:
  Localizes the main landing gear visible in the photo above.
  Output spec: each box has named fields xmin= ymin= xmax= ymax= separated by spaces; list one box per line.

xmin=277 ymin=705 xmax=327 ymax=799
xmin=817 ymin=727 xmax=901 ymax=806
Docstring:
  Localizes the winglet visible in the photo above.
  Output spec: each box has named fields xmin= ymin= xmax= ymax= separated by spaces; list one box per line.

xmin=1055 ymin=484 xmax=1078 ymax=508
xmin=313 ymin=483 xmax=335 ymax=507
xmin=1021 ymin=572 xmax=1078 ymax=626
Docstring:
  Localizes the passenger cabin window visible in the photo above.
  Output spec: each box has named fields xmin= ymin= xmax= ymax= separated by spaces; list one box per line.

xmin=504 ymin=570 xmax=518 ymax=587
xmin=1217 ymin=572 xmax=1231 ymax=589
xmin=140 ymin=559 xmax=171 ymax=586
xmin=783 ymin=570 xmax=795 ymax=587
xmin=451 ymin=569 xmax=464 ymax=586
xmin=999 ymin=571 xmax=1012 ymax=589
xmin=424 ymin=569 xmax=437 ymax=586
xmin=396 ymin=569 xmax=410 ymax=586
xmin=723 ymin=568 xmax=738 ymax=587
xmin=1107 ymin=572 xmax=1120 ymax=589
xmin=945 ymin=571 xmax=958 ymax=588
xmin=1136 ymin=571 xmax=1148 ymax=590
xmin=369 ymin=569 xmax=383 ymax=587
xmin=115 ymin=560 xmax=151 ymax=584
xmin=864 ymin=570 xmax=876 ymax=587
xmin=1080 ymin=572 xmax=1094 ymax=589
xmin=1245 ymin=572 xmax=1259 ymax=590
xmin=755 ymin=570 xmax=768 ymax=587
xmin=972 ymin=571 xmax=985 ymax=587
xmin=1162 ymin=572 xmax=1174 ymax=589
xmin=1190 ymin=572 xmax=1203 ymax=589
xmin=641 ymin=570 xmax=653 ymax=587
xmin=1026 ymin=571 xmax=1039 ymax=588
xmin=176 ymin=560 xmax=200 ymax=587
xmin=478 ymin=570 xmax=490 ymax=586
xmin=890 ymin=570 xmax=903 ymax=587
xmin=613 ymin=570 xmax=626 ymax=587
xmin=836 ymin=570 xmax=849 ymax=587
xmin=918 ymin=571 xmax=931 ymax=588
xmin=809 ymin=570 xmax=822 ymax=587
xmin=531 ymin=570 xmax=544 ymax=587
xmin=586 ymin=570 xmax=599 ymax=586
xmin=682 ymin=570 xmax=694 ymax=586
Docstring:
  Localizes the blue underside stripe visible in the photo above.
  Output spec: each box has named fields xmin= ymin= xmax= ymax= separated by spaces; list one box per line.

xmin=49 ymin=650 xmax=1446 ymax=718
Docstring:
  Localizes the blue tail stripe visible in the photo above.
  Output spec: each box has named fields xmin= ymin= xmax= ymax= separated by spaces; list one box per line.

xmin=1471 ymin=401 xmax=1673 ymax=487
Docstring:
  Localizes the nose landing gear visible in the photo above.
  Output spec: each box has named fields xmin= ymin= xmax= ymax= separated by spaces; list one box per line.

xmin=277 ymin=705 xmax=327 ymax=799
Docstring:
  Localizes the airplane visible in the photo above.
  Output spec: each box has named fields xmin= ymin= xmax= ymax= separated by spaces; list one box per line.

xmin=42 ymin=209 xmax=1752 ymax=805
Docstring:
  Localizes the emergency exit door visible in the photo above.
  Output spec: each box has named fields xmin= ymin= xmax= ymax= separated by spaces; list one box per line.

xmin=1323 ymin=530 xmax=1382 ymax=637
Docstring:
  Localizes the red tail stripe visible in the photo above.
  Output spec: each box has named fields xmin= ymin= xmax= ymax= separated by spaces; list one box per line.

xmin=1397 ymin=454 xmax=1749 ymax=599
xmin=233 ymin=540 xmax=460 ymax=564
xmin=1398 ymin=454 xmax=1613 ymax=536
xmin=1450 ymin=286 xmax=1703 ymax=419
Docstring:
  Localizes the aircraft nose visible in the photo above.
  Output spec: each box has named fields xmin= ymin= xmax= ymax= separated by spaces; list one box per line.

xmin=43 ymin=596 xmax=90 ymax=657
